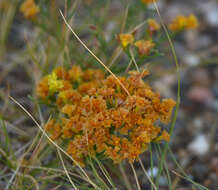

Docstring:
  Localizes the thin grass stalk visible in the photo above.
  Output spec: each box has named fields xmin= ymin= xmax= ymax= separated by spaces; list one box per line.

xmin=152 ymin=1 xmax=181 ymax=188
xmin=20 ymin=133 xmax=45 ymax=180
xmin=0 ymin=147 xmax=14 ymax=169
xmin=9 ymin=141 xmax=31 ymax=159
xmin=94 ymin=158 xmax=117 ymax=189
xmin=138 ymin=158 xmax=157 ymax=190
xmin=130 ymin=163 xmax=141 ymax=190
xmin=129 ymin=48 xmax=140 ymax=72
xmin=129 ymin=20 xmax=147 ymax=34
xmin=168 ymin=148 xmax=209 ymax=190
xmin=156 ymin=144 xmax=173 ymax=190
xmin=57 ymin=148 xmax=78 ymax=190
xmin=164 ymin=163 xmax=173 ymax=190
xmin=107 ymin=47 xmax=122 ymax=68
xmin=87 ymin=158 xmax=110 ymax=190
xmin=19 ymin=164 xmax=90 ymax=184
xmin=119 ymin=163 xmax=133 ymax=190
xmin=0 ymin=117 xmax=11 ymax=155
xmin=5 ymin=159 xmax=21 ymax=190
xmin=171 ymin=170 xmax=209 ymax=190
xmin=120 ymin=4 xmax=129 ymax=34
xmin=149 ymin=145 xmax=154 ymax=190
xmin=15 ymin=172 xmax=40 ymax=190
xmin=3 ymin=120 xmax=29 ymax=137
xmin=0 ymin=0 xmax=18 ymax=59
xmin=125 ymin=59 xmax=133 ymax=73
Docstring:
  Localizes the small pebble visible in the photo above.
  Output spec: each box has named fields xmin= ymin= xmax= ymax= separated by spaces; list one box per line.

xmin=188 ymin=86 xmax=213 ymax=103
xmin=184 ymin=54 xmax=200 ymax=66
xmin=188 ymin=134 xmax=209 ymax=155
xmin=199 ymin=2 xmax=218 ymax=26
xmin=147 ymin=167 xmax=158 ymax=177
xmin=205 ymin=6 xmax=218 ymax=26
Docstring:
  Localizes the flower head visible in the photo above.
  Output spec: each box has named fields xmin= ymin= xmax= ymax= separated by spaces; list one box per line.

xmin=135 ymin=40 xmax=155 ymax=56
xmin=169 ymin=14 xmax=198 ymax=31
xmin=36 ymin=77 xmax=49 ymax=98
xmin=20 ymin=0 xmax=39 ymax=19
xmin=69 ymin=65 xmax=83 ymax=81
xmin=169 ymin=15 xmax=187 ymax=31
xmin=186 ymin=14 xmax=199 ymax=29
xmin=47 ymin=72 xmax=63 ymax=94
xmin=147 ymin=19 xmax=160 ymax=34
xmin=118 ymin=33 xmax=134 ymax=48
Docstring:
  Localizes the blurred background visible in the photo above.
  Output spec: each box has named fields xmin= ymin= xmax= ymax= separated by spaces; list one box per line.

xmin=0 ymin=0 xmax=218 ymax=189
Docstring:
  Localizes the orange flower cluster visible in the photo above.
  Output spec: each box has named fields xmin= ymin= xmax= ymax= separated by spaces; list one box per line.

xmin=169 ymin=14 xmax=199 ymax=31
xmin=37 ymin=66 xmax=176 ymax=166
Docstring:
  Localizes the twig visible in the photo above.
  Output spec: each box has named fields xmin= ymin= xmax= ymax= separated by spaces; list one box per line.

xmin=57 ymin=148 xmax=78 ymax=190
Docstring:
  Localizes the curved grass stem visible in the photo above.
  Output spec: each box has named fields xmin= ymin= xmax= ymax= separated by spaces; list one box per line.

xmin=57 ymin=148 xmax=78 ymax=190
xmin=130 ymin=163 xmax=141 ymax=190
xmin=138 ymin=158 xmax=157 ymax=190
xmin=152 ymin=1 xmax=181 ymax=188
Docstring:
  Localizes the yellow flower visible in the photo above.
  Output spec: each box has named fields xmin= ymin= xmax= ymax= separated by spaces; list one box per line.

xmin=186 ymin=14 xmax=199 ymax=29
xmin=147 ymin=19 xmax=160 ymax=33
xmin=20 ymin=0 xmax=40 ymax=19
xmin=135 ymin=40 xmax=155 ymax=56
xmin=169 ymin=15 xmax=187 ymax=31
xmin=141 ymin=0 xmax=157 ymax=4
xmin=48 ymin=72 xmax=63 ymax=93
xmin=118 ymin=33 xmax=134 ymax=48
xmin=169 ymin=14 xmax=198 ymax=31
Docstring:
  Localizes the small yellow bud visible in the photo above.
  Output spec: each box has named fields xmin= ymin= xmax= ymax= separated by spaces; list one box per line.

xmin=48 ymin=72 xmax=63 ymax=93
xmin=118 ymin=33 xmax=134 ymax=48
